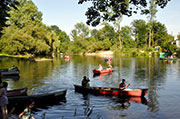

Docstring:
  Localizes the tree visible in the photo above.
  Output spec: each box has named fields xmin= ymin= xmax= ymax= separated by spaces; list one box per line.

xmin=147 ymin=0 xmax=158 ymax=48
xmin=113 ymin=16 xmax=123 ymax=49
xmin=73 ymin=22 xmax=90 ymax=40
xmin=131 ymin=19 xmax=148 ymax=48
xmin=0 ymin=0 xmax=17 ymax=37
xmin=120 ymin=26 xmax=135 ymax=48
xmin=0 ymin=0 xmax=59 ymax=55
xmin=152 ymin=21 xmax=168 ymax=47
xmin=70 ymin=22 xmax=90 ymax=54
xmin=50 ymin=25 xmax=61 ymax=35
xmin=78 ymin=0 xmax=170 ymax=26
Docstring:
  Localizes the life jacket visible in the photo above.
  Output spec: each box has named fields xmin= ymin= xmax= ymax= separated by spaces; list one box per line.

xmin=120 ymin=83 xmax=126 ymax=88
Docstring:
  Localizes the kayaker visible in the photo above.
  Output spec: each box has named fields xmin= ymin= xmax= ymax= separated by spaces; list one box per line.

xmin=98 ymin=64 xmax=103 ymax=71
xmin=18 ymin=100 xmax=35 ymax=119
xmin=119 ymin=79 xmax=130 ymax=89
xmin=82 ymin=76 xmax=90 ymax=88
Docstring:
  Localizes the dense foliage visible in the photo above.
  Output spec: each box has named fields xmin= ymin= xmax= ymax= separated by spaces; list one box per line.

xmin=0 ymin=0 xmax=18 ymax=37
xmin=0 ymin=0 xmax=66 ymax=56
xmin=78 ymin=0 xmax=170 ymax=26
xmin=0 ymin=0 xmax=177 ymax=57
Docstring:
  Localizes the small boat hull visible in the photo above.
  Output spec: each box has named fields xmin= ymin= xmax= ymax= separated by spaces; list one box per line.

xmin=74 ymin=85 xmax=148 ymax=97
xmin=8 ymin=89 xmax=67 ymax=114
xmin=93 ymin=69 xmax=113 ymax=74
xmin=0 ymin=66 xmax=20 ymax=76
xmin=7 ymin=87 xmax=28 ymax=97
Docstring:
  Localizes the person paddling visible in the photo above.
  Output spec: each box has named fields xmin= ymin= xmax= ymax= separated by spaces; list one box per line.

xmin=119 ymin=79 xmax=130 ymax=90
xmin=98 ymin=64 xmax=103 ymax=71
xmin=82 ymin=76 xmax=90 ymax=88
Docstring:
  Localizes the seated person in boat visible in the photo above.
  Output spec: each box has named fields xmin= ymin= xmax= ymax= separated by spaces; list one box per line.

xmin=119 ymin=79 xmax=130 ymax=90
xmin=107 ymin=63 xmax=113 ymax=70
xmin=98 ymin=64 xmax=103 ymax=71
xmin=82 ymin=76 xmax=90 ymax=88
xmin=18 ymin=100 xmax=35 ymax=119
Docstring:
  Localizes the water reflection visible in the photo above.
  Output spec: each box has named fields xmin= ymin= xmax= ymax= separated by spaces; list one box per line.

xmin=93 ymin=72 xmax=112 ymax=81
xmin=0 ymin=56 xmax=180 ymax=119
xmin=111 ymin=97 xmax=147 ymax=111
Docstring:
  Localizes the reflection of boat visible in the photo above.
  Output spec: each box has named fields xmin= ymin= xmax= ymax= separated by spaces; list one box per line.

xmin=93 ymin=72 xmax=110 ymax=77
xmin=8 ymin=89 xmax=67 ymax=114
xmin=111 ymin=97 xmax=147 ymax=110
xmin=114 ymin=96 xmax=147 ymax=105
xmin=7 ymin=87 xmax=28 ymax=97
xmin=64 ymin=56 xmax=71 ymax=60
xmin=1 ymin=75 xmax=20 ymax=81
xmin=93 ymin=72 xmax=112 ymax=80
xmin=0 ymin=66 xmax=20 ymax=76
xmin=93 ymin=68 xmax=113 ymax=75
xmin=74 ymin=85 xmax=148 ymax=97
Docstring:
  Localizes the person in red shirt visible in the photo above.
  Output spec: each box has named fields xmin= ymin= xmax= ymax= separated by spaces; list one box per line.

xmin=119 ymin=79 xmax=130 ymax=89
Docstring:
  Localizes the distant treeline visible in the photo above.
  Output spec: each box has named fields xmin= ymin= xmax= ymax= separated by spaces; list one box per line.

xmin=0 ymin=0 xmax=179 ymax=57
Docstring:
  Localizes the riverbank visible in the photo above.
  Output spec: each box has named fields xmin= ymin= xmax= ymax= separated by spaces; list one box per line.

xmin=0 ymin=49 xmax=160 ymax=60
xmin=0 ymin=53 xmax=53 ymax=61
xmin=85 ymin=51 xmax=114 ymax=58
xmin=85 ymin=50 xmax=160 ymax=57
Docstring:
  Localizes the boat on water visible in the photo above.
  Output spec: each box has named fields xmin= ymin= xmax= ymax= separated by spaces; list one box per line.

xmin=0 ymin=66 xmax=20 ymax=76
xmin=7 ymin=87 xmax=28 ymax=97
xmin=1 ymin=75 xmax=20 ymax=81
xmin=8 ymin=89 xmax=67 ymax=114
xmin=8 ymin=89 xmax=67 ymax=107
xmin=160 ymin=57 xmax=178 ymax=61
xmin=74 ymin=85 xmax=148 ymax=97
xmin=93 ymin=68 xmax=113 ymax=74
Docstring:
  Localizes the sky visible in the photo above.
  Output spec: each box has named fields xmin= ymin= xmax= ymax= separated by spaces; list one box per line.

xmin=32 ymin=0 xmax=180 ymax=39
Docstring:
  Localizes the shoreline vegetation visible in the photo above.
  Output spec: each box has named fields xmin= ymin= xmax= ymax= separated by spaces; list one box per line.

xmin=0 ymin=49 xmax=162 ymax=61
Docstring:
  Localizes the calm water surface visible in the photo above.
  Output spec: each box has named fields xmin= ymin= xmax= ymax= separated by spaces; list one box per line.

xmin=0 ymin=56 xmax=180 ymax=119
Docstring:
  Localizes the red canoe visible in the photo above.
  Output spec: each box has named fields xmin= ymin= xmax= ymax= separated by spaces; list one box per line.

xmin=74 ymin=85 xmax=148 ymax=97
xmin=93 ymin=68 xmax=113 ymax=74
xmin=7 ymin=87 xmax=28 ymax=97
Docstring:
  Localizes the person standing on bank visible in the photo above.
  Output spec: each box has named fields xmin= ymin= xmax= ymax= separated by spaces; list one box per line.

xmin=0 ymin=82 xmax=8 ymax=119
xmin=119 ymin=79 xmax=130 ymax=90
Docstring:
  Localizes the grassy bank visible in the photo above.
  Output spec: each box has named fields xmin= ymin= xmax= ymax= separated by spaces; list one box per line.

xmin=113 ymin=48 xmax=160 ymax=57
xmin=0 ymin=53 xmax=32 ymax=59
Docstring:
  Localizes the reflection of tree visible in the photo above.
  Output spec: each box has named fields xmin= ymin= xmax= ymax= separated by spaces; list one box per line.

xmin=134 ymin=57 xmax=167 ymax=113
xmin=0 ymin=57 xmax=63 ymax=89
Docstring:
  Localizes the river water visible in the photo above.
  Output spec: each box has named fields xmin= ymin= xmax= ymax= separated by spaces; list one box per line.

xmin=0 ymin=56 xmax=180 ymax=119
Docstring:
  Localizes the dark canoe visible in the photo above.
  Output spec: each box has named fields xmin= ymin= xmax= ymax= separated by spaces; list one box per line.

xmin=8 ymin=89 xmax=67 ymax=114
xmin=8 ymin=89 xmax=67 ymax=108
xmin=74 ymin=85 xmax=148 ymax=97
xmin=1 ymin=75 xmax=20 ymax=81
xmin=0 ymin=66 xmax=20 ymax=76
xmin=93 ymin=68 xmax=113 ymax=74
xmin=7 ymin=87 xmax=28 ymax=97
